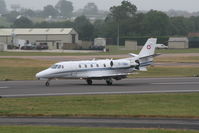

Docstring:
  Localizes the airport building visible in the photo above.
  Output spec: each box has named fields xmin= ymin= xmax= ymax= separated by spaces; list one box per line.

xmin=168 ymin=37 xmax=189 ymax=49
xmin=0 ymin=28 xmax=79 ymax=50
xmin=188 ymin=32 xmax=199 ymax=48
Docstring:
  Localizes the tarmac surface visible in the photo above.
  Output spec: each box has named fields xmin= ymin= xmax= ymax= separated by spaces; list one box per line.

xmin=0 ymin=77 xmax=199 ymax=98
xmin=0 ymin=77 xmax=199 ymax=130
xmin=0 ymin=117 xmax=198 ymax=130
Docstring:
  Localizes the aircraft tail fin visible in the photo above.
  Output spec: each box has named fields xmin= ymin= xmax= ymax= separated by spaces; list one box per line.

xmin=128 ymin=38 xmax=157 ymax=70
xmin=137 ymin=38 xmax=157 ymax=68
xmin=138 ymin=38 xmax=157 ymax=58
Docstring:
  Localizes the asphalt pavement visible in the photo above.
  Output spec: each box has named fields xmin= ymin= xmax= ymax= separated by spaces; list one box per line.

xmin=0 ymin=77 xmax=199 ymax=98
xmin=0 ymin=117 xmax=198 ymax=130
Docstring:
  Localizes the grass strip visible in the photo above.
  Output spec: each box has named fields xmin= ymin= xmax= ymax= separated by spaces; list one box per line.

xmin=1 ymin=48 xmax=199 ymax=56
xmin=131 ymin=66 xmax=199 ymax=78
xmin=1 ymin=66 xmax=199 ymax=81
xmin=0 ymin=93 xmax=199 ymax=118
xmin=0 ymin=126 xmax=198 ymax=133
xmin=1 ymin=58 xmax=199 ymax=81
xmin=155 ymin=56 xmax=199 ymax=63
xmin=0 ymin=58 xmax=53 ymax=80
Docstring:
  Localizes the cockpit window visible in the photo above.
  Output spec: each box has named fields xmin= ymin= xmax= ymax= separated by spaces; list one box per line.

xmin=51 ymin=65 xmax=58 ymax=69
xmin=51 ymin=64 xmax=62 ymax=69
xmin=57 ymin=65 xmax=61 ymax=69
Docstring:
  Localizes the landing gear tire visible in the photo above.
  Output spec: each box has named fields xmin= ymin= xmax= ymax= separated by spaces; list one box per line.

xmin=45 ymin=81 xmax=50 ymax=87
xmin=45 ymin=79 xmax=51 ymax=87
xmin=106 ymin=79 xmax=113 ymax=86
xmin=86 ymin=79 xmax=93 ymax=85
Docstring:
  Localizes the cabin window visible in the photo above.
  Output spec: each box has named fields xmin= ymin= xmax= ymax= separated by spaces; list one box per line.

xmin=79 ymin=64 xmax=81 ymax=68
xmin=104 ymin=64 xmax=106 ymax=67
xmin=85 ymin=64 xmax=87 ymax=68
xmin=91 ymin=64 xmax=93 ymax=68
xmin=62 ymin=65 xmax=64 ymax=69
xmin=96 ymin=64 xmax=99 ymax=67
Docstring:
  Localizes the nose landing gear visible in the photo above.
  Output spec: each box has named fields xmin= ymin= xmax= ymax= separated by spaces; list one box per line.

xmin=45 ymin=79 xmax=51 ymax=87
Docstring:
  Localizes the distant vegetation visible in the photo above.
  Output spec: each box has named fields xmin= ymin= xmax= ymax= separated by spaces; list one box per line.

xmin=1 ymin=0 xmax=199 ymax=43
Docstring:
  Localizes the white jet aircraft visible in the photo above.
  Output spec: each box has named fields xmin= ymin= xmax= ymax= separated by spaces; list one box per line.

xmin=36 ymin=38 xmax=157 ymax=86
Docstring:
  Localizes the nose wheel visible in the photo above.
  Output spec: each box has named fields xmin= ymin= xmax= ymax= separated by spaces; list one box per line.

xmin=45 ymin=79 xmax=51 ymax=87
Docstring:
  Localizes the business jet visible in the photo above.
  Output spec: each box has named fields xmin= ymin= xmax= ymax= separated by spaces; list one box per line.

xmin=36 ymin=38 xmax=157 ymax=86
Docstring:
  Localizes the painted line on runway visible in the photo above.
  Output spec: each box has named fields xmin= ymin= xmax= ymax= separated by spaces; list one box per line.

xmin=152 ymin=82 xmax=199 ymax=85
xmin=0 ymin=87 xmax=9 ymax=89
xmin=1 ymin=90 xmax=199 ymax=98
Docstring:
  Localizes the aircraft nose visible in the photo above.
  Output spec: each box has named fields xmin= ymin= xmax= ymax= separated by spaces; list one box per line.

xmin=35 ymin=72 xmax=42 ymax=79
xmin=35 ymin=69 xmax=51 ymax=79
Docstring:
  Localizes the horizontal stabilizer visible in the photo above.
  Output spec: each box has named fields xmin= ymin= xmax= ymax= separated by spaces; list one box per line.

xmin=139 ymin=67 xmax=147 ymax=71
xmin=129 ymin=53 xmax=138 ymax=57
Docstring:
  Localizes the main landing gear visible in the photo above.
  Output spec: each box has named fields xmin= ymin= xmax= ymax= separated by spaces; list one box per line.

xmin=86 ymin=79 xmax=93 ymax=85
xmin=86 ymin=79 xmax=113 ymax=85
xmin=106 ymin=78 xmax=113 ymax=86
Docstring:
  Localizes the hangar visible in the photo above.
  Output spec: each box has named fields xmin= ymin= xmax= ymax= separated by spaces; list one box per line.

xmin=0 ymin=28 xmax=79 ymax=50
xmin=188 ymin=32 xmax=199 ymax=48
xmin=168 ymin=37 xmax=189 ymax=49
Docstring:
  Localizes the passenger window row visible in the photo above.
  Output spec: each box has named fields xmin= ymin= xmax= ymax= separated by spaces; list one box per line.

xmin=79 ymin=64 xmax=107 ymax=68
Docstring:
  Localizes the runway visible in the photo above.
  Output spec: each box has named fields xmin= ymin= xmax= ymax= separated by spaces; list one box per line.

xmin=0 ymin=77 xmax=199 ymax=98
xmin=0 ymin=117 xmax=198 ymax=130
xmin=0 ymin=77 xmax=199 ymax=130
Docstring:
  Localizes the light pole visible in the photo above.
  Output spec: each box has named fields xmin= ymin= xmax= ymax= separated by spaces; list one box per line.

xmin=11 ymin=32 xmax=16 ymax=48
xmin=117 ymin=22 xmax=120 ymax=48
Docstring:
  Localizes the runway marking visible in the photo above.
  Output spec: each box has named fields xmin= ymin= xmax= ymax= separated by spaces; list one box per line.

xmin=0 ymin=87 xmax=9 ymax=89
xmin=152 ymin=82 xmax=199 ymax=85
xmin=1 ymin=90 xmax=199 ymax=98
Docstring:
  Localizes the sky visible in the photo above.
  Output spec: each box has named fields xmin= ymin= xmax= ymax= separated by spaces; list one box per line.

xmin=5 ymin=0 xmax=199 ymax=12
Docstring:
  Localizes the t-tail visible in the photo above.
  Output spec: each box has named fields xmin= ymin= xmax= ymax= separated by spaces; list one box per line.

xmin=138 ymin=38 xmax=157 ymax=58
xmin=129 ymin=38 xmax=157 ymax=71
xmin=138 ymin=38 xmax=157 ymax=71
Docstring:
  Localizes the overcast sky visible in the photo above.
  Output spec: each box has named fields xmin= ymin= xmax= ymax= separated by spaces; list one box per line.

xmin=5 ymin=0 xmax=199 ymax=12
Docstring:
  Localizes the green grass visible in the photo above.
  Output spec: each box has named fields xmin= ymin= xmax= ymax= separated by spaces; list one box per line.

xmin=1 ymin=48 xmax=199 ymax=56
xmin=0 ymin=66 xmax=45 ymax=80
xmin=155 ymin=56 xmax=199 ymax=63
xmin=0 ymin=51 xmax=93 ymax=56
xmin=1 ymin=58 xmax=199 ymax=81
xmin=0 ymin=126 xmax=198 ymax=133
xmin=0 ymin=93 xmax=199 ymax=117
xmin=0 ymin=58 xmax=53 ymax=80
xmin=1 ymin=62 xmax=199 ymax=81
xmin=131 ymin=66 xmax=199 ymax=78
xmin=157 ymin=48 xmax=199 ymax=54
xmin=1 ymin=66 xmax=198 ymax=81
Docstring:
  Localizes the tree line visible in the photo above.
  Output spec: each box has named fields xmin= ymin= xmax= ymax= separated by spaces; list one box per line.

xmin=0 ymin=0 xmax=103 ymax=19
xmin=1 ymin=0 xmax=199 ymax=44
